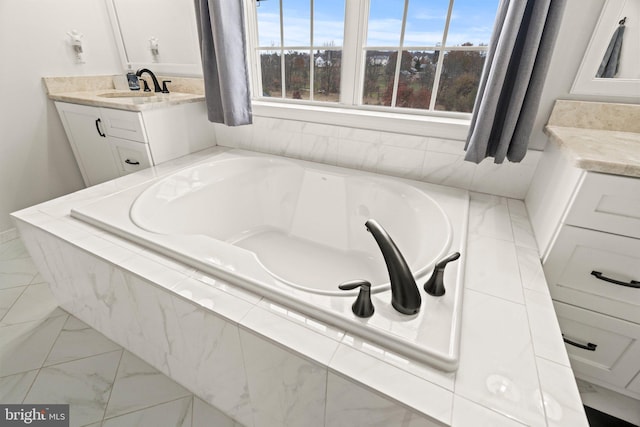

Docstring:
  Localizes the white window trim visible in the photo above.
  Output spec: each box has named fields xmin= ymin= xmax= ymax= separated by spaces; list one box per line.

xmin=244 ymin=0 xmax=475 ymax=140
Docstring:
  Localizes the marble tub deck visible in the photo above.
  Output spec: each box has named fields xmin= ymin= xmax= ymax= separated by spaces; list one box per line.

xmin=10 ymin=147 xmax=589 ymax=427
xmin=0 ymin=238 xmax=240 ymax=427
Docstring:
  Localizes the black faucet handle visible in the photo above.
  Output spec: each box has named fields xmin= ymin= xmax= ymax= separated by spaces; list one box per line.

xmin=161 ymin=80 xmax=171 ymax=94
xmin=339 ymin=280 xmax=375 ymax=318
xmin=141 ymin=79 xmax=151 ymax=92
xmin=424 ymin=252 xmax=461 ymax=297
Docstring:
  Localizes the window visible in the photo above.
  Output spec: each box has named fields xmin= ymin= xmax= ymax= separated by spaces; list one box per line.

xmin=248 ymin=0 xmax=498 ymax=115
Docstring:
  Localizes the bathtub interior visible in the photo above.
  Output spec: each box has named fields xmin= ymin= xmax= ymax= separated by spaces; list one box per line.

xmin=70 ymin=150 xmax=469 ymax=371
xmin=130 ymin=157 xmax=452 ymax=294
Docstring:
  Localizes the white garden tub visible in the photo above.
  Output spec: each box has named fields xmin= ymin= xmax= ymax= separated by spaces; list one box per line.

xmin=72 ymin=150 xmax=469 ymax=370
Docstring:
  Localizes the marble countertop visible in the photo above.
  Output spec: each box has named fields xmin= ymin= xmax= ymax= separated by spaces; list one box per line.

xmin=546 ymin=126 xmax=640 ymax=177
xmin=546 ymin=100 xmax=640 ymax=178
xmin=11 ymin=147 xmax=588 ymax=427
xmin=48 ymin=90 xmax=205 ymax=112
xmin=43 ymin=75 xmax=205 ymax=111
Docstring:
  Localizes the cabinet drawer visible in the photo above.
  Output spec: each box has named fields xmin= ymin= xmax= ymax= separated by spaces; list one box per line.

xmin=544 ymin=225 xmax=640 ymax=323
xmin=566 ymin=172 xmax=640 ymax=239
xmin=110 ymin=138 xmax=152 ymax=175
xmin=554 ymin=301 xmax=640 ymax=388
xmin=99 ymin=108 xmax=148 ymax=142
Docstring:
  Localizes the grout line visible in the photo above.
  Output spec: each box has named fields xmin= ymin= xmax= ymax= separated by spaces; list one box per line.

xmin=19 ymin=369 xmax=41 ymax=405
xmin=0 ymin=285 xmax=29 ymax=324
xmin=100 ymin=348 xmax=126 ymax=423
xmin=100 ymin=395 xmax=193 ymax=424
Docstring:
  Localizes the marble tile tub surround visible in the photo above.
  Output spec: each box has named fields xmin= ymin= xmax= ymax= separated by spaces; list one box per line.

xmin=213 ymin=117 xmax=542 ymax=200
xmin=545 ymin=100 xmax=640 ymax=177
xmin=0 ymin=237 xmax=240 ymax=427
xmin=11 ymin=147 xmax=587 ymax=426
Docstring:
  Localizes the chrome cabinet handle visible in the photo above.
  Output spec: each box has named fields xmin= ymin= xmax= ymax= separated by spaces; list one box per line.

xmin=124 ymin=159 xmax=140 ymax=165
xmin=562 ymin=334 xmax=597 ymax=351
xmin=591 ymin=271 xmax=640 ymax=289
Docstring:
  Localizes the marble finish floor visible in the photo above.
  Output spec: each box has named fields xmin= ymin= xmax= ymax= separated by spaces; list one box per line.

xmin=0 ymin=237 xmax=241 ymax=427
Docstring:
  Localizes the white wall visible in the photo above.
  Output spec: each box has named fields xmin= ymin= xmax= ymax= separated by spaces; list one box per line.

xmin=0 ymin=0 xmax=122 ymax=233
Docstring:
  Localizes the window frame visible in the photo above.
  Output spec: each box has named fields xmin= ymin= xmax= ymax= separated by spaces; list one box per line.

xmin=244 ymin=0 xmax=491 ymax=136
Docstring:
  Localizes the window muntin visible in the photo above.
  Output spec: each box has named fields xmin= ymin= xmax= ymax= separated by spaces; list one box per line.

xmin=252 ymin=0 xmax=497 ymax=114
xmin=256 ymin=0 xmax=344 ymax=102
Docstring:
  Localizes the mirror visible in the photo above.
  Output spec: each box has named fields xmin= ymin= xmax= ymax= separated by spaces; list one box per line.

xmin=105 ymin=0 xmax=202 ymax=76
xmin=572 ymin=0 xmax=639 ymax=97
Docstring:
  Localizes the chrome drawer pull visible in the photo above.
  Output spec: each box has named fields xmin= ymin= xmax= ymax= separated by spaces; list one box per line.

xmin=562 ymin=334 xmax=597 ymax=351
xmin=591 ymin=271 xmax=640 ymax=289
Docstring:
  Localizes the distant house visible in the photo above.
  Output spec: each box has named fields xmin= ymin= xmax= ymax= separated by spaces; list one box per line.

xmin=369 ymin=55 xmax=389 ymax=66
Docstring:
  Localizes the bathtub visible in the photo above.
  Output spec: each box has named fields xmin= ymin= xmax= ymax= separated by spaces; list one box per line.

xmin=72 ymin=150 xmax=469 ymax=371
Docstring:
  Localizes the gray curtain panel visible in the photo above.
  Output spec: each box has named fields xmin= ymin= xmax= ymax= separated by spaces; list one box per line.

xmin=194 ymin=0 xmax=253 ymax=126
xmin=464 ymin=0 xmax=566 ymax=164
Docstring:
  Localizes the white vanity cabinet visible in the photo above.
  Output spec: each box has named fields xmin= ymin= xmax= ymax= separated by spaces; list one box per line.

xmin=55 ymin=101 xmax=213 ymax=187
xmin=527 ymin=141 xmax=640 ymax=399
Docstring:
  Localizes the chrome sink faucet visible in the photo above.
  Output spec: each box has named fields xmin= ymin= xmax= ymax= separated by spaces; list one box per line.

xmin=135 ymin=68 xmax=162 ymax=93
xmin=365 ymin=219 xmax=421 ymax=315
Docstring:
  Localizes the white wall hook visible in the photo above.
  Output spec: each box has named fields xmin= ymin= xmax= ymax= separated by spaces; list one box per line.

xmin=67 ymin=29 xmax=85 ymax=63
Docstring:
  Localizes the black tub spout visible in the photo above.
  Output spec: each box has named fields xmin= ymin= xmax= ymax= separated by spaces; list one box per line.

xmin=365 ymin=219 xmax=421 ymax=315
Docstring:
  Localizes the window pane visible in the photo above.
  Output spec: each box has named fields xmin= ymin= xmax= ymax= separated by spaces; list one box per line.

xmin=435 ymin=49 xmax=486 ymax=112
xmin=283 ymin=0 xmax=310 ymax=46
xmin=396 ymin=50 xmax=435 ymax=110
xmin=404 ymin=0 xmax=449 ymax=46
xmin=314 ymin=0 xmax=345 ymax=46
xmin=314 ymin=50 xmax=341 ymax=102
xmin=257 ymin=0 xmax=281 ymax=47
xmin=362 ymin=50 xmax=395 ymax=106
xmin=260 ymin=51 xmax=282 ymax=97
xmin=284 ymin=51 xmax=310 ymax=100
xmin=447 ymin=0 xmax=499 ymax=46
xmin=367 ymin=0 xmax=405 ymax=46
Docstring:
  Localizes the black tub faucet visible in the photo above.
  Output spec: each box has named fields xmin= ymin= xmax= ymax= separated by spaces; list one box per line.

xmin=365 ymin=219 xmax=421 ymax=315
xmin=135 ymin=68 xmax=162 ymax=93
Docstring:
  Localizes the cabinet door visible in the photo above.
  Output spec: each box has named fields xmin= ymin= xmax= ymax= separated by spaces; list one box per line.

xmin=109 ymin=137 xmax=153 ymax=176
xmin=55 ymin=102 xmax=120 ymax=186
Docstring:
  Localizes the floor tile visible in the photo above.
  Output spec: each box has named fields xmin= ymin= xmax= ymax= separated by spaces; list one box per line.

xmin=0 ymin=238 xmax=31 ymax=261
xmin=0 ymin=283 xmax=65 ymax=326
xmin=45 ymin=316 xmax=122 ymax=366
xmin=192 ymin=397 xmax=243 ymax=427
xmin=102 ymin=396 xmax=192 ymax=427
xmin=24 ymin=350 xmax=123 ymax=427
xmin=0 ymin=286 xmax=26 ymax=320
xmin=0 ymin=369 xmax=38 ymax=403
xmin=104 ymin=351 xmax=191 ymax=419
xmin=0 ymin=315 xmax=68 ymax=377
xmin=0 ymin=257 xmax=40 ymax=290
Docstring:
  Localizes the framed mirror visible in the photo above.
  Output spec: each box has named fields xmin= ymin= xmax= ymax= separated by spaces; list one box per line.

xmin=571 ymin=0 xmax=639 ymax=98
xmin=105 ymin=0 xmax=202 ymax=76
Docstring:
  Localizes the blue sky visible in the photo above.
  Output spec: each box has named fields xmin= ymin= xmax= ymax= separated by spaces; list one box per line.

xmin=257 ymin=0 xmax=498 ymax=48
